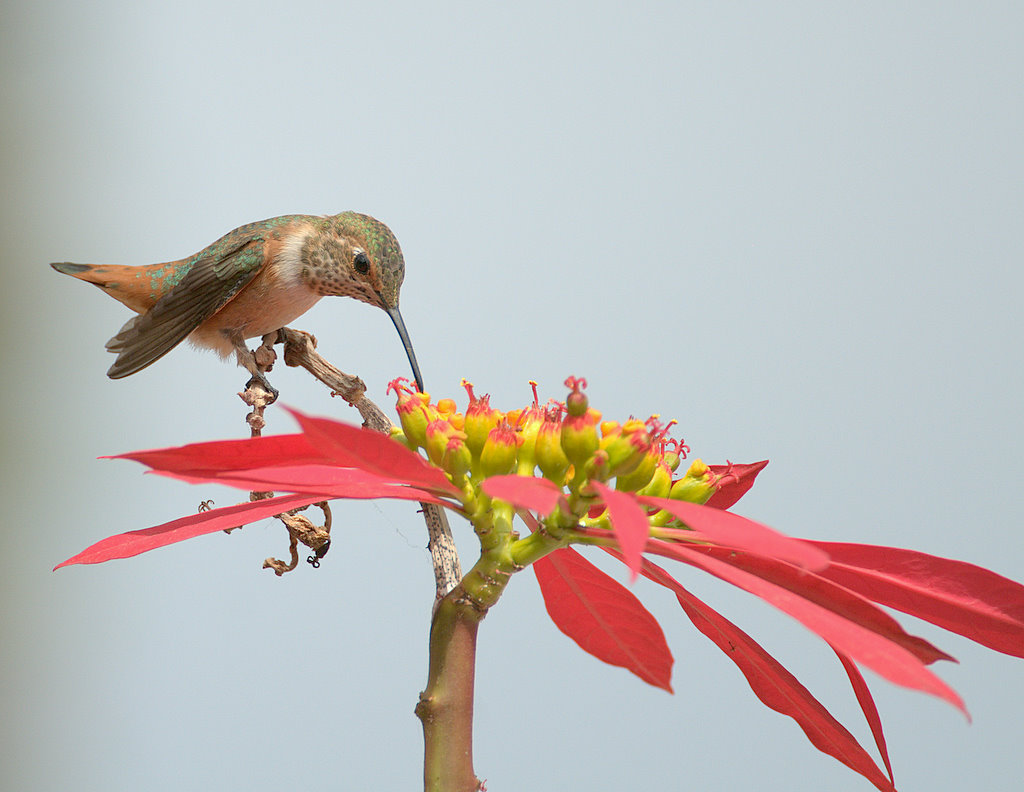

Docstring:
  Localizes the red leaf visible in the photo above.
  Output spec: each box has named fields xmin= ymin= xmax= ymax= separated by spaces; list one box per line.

xmin=55 ymin=493 xmax=322 ymax=568
xmin=534 ymin=547 xmax=673 ymax=692
xmin=109 ymin=433 xmax=327 ymax=473
xmin=644 ymin=539 xmax=968 ymax=713
xmin=639 ymin=496 xmax=828 ymax=571
xmin=808 ymin=541 xmax=1024 ymax=659
xmin=481 ymin=475 xmax=564 ymax=514
xmin=685 ymin=544 xmax=954 ymax=666
xmin=153 ymin=465 xmax=453 ymax=505
xmin=630 ymin=554 xmax=896 ymax=792
xmin=832 ymin=648 xmax=895 ymax=787
xmin=705 ymin=460 xmax=769 ymax=510
xmin=589 ymin=481 xmax=649 ymax=581
xmin=284 ymin=407 xmax=459 ymax=495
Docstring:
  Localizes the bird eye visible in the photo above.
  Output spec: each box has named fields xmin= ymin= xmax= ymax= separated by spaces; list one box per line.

xmin=353 ymin=252 xmax=370 ymax=274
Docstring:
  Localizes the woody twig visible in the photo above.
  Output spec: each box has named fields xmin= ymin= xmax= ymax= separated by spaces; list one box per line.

xmin=236 ymin=328 xmax=462 ymax=603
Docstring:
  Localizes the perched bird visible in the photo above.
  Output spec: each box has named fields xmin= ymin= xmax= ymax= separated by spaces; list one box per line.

xmin=51 ymin=211 xmax=424 ymax=394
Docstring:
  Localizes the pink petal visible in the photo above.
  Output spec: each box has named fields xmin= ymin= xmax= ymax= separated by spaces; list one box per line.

xmin=55 ymin=493 xmax=322 ymax=568
xmin=640 ymin=496 xmax=829 ymax=571
xmin=534 ymin=547 xmax=673 ymax=692
xmin=589 ymin=481 xmax=649 ymax=581
xmin=481 ymin=475 xmax=564 ymax=514
xmin=705 ymin=460 xmax=769 ymax=510
xmin=644 ymin=539 xmax=968 ymax=714
xmin=808 ymin=541 xmax=1024 ymax=658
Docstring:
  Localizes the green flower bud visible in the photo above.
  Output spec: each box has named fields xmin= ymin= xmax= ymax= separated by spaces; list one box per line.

xmin=669 ymin=459 xmax=715 ymax=504
xmin=636 ymin=461 xmax=672 ymax=498
xmin=441 ymin=435 xmax=473 ymax=481
xmin=425 ymin=419 xmax=456 ymax=467
xmin=601 ymin=418 xmax=651 ymax=479
xmin=389 ymin=378 xmax=435 ymax=451
xmin=561 ymin=410 xmax=601 ymax=470
xmin=536 ymin=410 xmax=570 ymax=484
xmin=462 ymin=380 xmax=501 ymax=460
xmin=480 ymin=420 xmax=522 ymax=478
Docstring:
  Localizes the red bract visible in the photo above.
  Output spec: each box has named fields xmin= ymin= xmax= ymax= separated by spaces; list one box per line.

xmin=833 ymin=647 xmax=894 ymax=787
xmin=643 ymin=538 xmax=966 ymax=712
xmin=283 ymin=407 xmax=460 ymax=496
xmin=533 ymin=546 xmax=673 ymax=692
xmin=481 ymin=475 xmax=563 ymax=515
xmin=55 ymin=493 xmax=322 ymax=568
xmin=806 ymin=541 xmax=1024 ymax=657
xmin=651 ymin=555 xmax=899 ymax=792
xmin=58 ymin=381 xmax=1024 ymax=792
xmin=61 ymin=409 xmax=462 ymax=569
xmin=588 ymin=481 xmax=649 ymax=581
xmin=157 ymin=464 xmax=452 ymax=504
xmin=639 ymin=495 xmax=829 ymax=570
xmin=704 ymin=460 xmax=768 ymax=510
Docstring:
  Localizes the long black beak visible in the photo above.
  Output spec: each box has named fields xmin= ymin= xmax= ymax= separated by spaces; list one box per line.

xmin=386 ymin=306 xmax=425 ymax=393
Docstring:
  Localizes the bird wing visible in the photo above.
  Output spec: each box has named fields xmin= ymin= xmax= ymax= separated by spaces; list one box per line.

xmin=106 ymin=235 xmax=266 ymax=378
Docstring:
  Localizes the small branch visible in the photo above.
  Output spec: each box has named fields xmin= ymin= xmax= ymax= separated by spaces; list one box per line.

xmin=263 ymin=502 xmax=332 ymax=576
xmin=240 ymin=332 xmax=280 ymax=438
xmin=230 ymin=335 xmax=279 ymax=535
xmin=278 ymin=327 xmax=387 ymax=430
xmin=423 ymin=502 xmax=463 ymax=605
xmin=275 ymin=326 xmax=462 ymax=601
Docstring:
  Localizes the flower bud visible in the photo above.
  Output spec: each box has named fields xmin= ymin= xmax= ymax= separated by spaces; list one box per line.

xmin=583 ymin=448 xmax=610 ymax=482
xmin=561 ymin=409 xmax=601 ymax=470
xmin=616 ymin=448 xmax=659 ymax=492
xmin=480 ymin=420 xmax=522 ymax=477
xmin=389 ymin=378 xmax=434 ymax=450
xmin=535 ymin=407 xmax=570 ymax=484
xmin=425 ymin=419 xmax=455 ymax=467
xmin=441 ymin=435 xmax=473 ymax=481
xmin=561 ymin=377 xmax=600 ymax=469
xmin=514 ymin=382 xmax=545 ymax=475
xmin=564 ymin=375 xmax=589 ymax=416
xmin=636 ymin=460 xmax=673 ymax=498
xmin=601 ymin=418 xmax=651 ymax=479
xmin=669 ymin=459 xmax=715 ymax=504
xmin=462 ymin=380 xmax=501 ymax=460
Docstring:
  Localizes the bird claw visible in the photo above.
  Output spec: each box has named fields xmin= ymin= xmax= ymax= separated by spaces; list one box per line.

xmin=245 ymin=372 xmax=279 ymax=403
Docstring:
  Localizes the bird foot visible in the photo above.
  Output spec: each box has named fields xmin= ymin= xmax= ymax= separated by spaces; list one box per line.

xmin=245 ymin=372 xmax=279 ymax=403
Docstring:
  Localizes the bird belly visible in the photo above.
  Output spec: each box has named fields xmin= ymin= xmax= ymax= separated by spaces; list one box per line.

xmin=188 ymin=277 xmax=323 ymax=358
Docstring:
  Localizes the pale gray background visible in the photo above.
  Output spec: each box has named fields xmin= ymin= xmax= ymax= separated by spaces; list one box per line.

xmin=3 ymin=2 xmax=1022 ymax=790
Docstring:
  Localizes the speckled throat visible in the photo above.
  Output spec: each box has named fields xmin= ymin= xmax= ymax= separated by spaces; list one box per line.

xmin=293 ymin=213 xmax=407 ymax=308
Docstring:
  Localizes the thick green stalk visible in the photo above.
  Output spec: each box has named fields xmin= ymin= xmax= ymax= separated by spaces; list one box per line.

xmin=417 ymin=589 xmax=484 ymax=792
xmin=416 ymin=506 xmax=521 ymax=792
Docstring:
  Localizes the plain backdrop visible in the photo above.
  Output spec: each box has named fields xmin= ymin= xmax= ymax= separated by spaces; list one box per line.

xmin=3 ymin=2 xmax=1022 ymax=790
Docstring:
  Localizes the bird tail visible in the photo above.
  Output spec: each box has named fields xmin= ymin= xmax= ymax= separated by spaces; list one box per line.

xmin=49 ymin=261 xmax=156 ymax=315
xmin=51 ymin=261 xmax=99 ymax=279
xmin=50 ymin=261 xmax=126 ymax=294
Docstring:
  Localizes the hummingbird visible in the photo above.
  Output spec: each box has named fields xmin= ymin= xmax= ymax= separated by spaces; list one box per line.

xmin=51 ymin=212 xmax=424 ymax=394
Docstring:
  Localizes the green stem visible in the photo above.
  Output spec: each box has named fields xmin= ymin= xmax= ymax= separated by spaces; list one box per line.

xmin=417 ymin=589 xmax=484 ymax=792
xmin=509 ymin=529 xmax=565 ymax=567
xmin=416 ymin=510 xmax=519 ymax=792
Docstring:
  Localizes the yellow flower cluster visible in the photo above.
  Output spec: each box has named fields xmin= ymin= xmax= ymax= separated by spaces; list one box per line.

xmin=388 ymin=377 xmax=717 ymax=510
